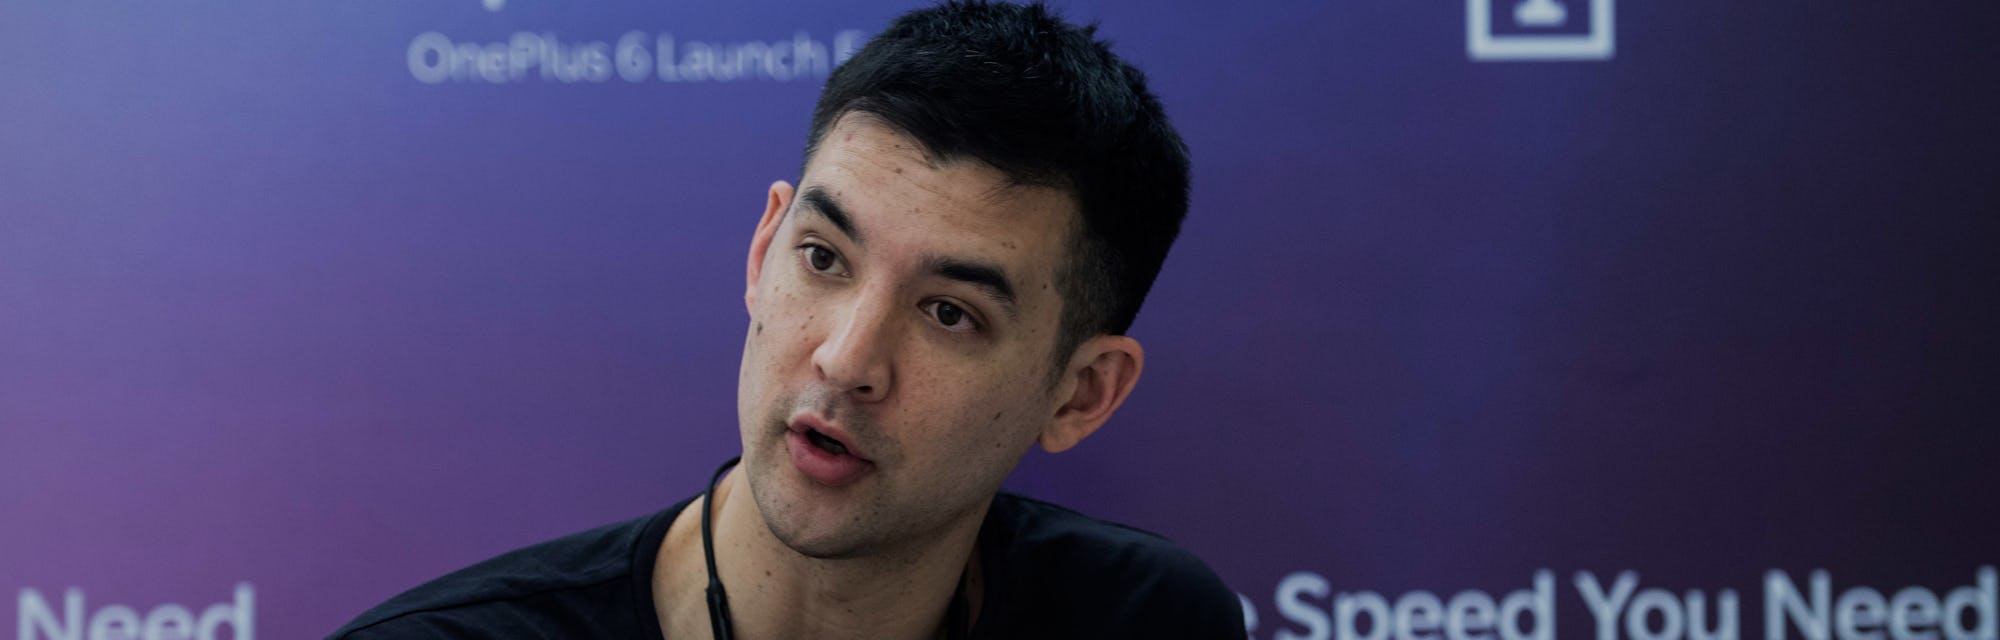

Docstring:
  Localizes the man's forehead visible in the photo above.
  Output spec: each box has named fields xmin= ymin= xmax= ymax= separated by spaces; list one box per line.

xmin=793 ymin=146 xmax=1076 ymax=320
xmin=807 ymin=115 xmax=1073 ymax=212
xmin=788 ymin=181 xmax=1070 ymax=273
xmin=810 ymin=112 xmax=945 ymax=168
xmin=801 ymin=124 xmax=1072 ymax=238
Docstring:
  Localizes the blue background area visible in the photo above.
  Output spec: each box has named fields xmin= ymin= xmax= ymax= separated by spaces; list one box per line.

xmin=2 ymin=1 xmax=1996 ymax=638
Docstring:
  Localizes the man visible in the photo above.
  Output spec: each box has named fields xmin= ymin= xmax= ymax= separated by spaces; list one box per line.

xmin=332 ymin=2 xmax=1242 ymax=637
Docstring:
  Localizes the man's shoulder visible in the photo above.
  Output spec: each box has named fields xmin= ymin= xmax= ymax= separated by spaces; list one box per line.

xmin=330 ymin=499 xmax=692 ymax=639
xmin=981 ymin=493 xmax=1246 ymax=639
xmin=987 ymin=492 xmax=1216 ymax=572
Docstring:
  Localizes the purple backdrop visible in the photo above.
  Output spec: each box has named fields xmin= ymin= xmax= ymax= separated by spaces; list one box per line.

xmin=3 ymin=1 xmax=1996 ymax=639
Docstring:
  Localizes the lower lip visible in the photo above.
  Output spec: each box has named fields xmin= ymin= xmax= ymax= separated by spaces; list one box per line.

xmin=786 ymin=430 xmax=873 ymax=487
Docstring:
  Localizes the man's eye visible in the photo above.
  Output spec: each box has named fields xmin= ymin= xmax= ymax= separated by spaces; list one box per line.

xmin=801 ymin=244 xmax=842 ymax=274
xmin=927 ymin=301 xmax=976 ymax=332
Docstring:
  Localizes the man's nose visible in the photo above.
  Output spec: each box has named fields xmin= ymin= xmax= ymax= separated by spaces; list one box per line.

xmin=811 ymin=290 xmax=896 ymax=403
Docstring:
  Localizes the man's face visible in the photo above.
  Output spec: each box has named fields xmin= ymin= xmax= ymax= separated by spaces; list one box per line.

xmin=736 ymin=115 xmax=1078 ymax=559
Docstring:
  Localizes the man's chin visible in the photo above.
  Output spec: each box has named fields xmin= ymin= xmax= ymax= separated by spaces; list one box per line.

xmin=777 ymin=531 xmax=871 ymax=560
xmin=745 ymin=460 xmax=878 ymax=560
xmin=760 ymin=504 xmax=877 ymax=560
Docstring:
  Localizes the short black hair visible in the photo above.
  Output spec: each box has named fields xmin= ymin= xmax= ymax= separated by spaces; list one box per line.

xmin=803 ymin=0 xmax=1190 ymax=372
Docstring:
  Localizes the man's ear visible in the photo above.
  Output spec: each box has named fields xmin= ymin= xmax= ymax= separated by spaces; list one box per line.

xmin=746 ymin=180 xmax=795 ymax=311
xmin=1041 ymin=335 xmax=1145 ymax=453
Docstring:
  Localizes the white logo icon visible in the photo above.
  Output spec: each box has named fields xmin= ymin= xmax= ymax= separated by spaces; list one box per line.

xmin=1468 ymin=0 xmax=1615 ymax=61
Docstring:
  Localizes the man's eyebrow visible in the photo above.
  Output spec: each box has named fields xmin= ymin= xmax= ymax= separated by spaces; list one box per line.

xmin=796 ymin=187 xmax=861 ymax=245
xmin=923 ymin=256 xmax=1019 ymax=319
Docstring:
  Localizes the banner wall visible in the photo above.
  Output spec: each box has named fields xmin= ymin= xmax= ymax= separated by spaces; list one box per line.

xmin=3 ymin=1 xmax=1996 ymax=638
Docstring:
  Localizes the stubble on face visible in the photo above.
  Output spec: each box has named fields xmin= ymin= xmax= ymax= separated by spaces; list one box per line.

xmin=744 ymin=386 xmax=901 ymax=559
xmin=740 ymin=358 xmax=1023 ymax=561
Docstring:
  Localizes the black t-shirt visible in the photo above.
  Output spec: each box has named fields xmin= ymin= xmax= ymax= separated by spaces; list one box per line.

xmin=331 ymin=492 xmax=1246 ymax=639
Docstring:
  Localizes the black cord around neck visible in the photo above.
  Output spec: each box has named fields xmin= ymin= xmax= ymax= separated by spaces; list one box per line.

xmin=700 ymin=456 xmax=972 ymax=640
xmin=703 ymin=456 xmax=739 ymax=640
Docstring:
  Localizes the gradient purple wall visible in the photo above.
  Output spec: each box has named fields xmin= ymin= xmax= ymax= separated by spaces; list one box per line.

xmin=3 ymin=1 xmax=1996 ymax=638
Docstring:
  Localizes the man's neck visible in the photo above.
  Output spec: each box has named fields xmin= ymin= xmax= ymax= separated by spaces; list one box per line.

xmin=656 ymin=470 xmax=984 ymax=640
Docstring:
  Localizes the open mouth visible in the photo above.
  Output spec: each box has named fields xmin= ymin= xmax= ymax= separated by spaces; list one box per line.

xmin=786 ymin=421 xmax=871 ymax=486
xmin=805 ymin=429 xmax=849 ymax=456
